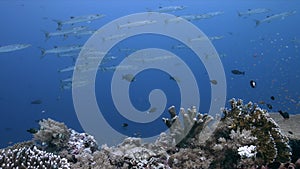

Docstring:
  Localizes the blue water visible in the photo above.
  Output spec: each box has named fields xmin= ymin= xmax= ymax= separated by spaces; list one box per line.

xmin=0 ymin=0 xmax=299 ymax=148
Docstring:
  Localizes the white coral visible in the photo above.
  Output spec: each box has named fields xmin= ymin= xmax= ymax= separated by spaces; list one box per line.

xmin=238 ymin=145 xmax=256 ymax=158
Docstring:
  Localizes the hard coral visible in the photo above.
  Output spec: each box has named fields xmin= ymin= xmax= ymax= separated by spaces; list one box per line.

xmin=0 ymin=145 xmax=70 ymax=169
xmin=222 ymin=98 xmax=292 ymax=164
xmin=162 ymin=105 xmax=213 ymax=148
xmin=34 ymin=118 xmax=71 ymax=152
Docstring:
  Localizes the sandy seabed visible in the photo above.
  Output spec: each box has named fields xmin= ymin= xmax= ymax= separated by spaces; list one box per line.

xmin=270 ymin=113 xmax=300 ymax=140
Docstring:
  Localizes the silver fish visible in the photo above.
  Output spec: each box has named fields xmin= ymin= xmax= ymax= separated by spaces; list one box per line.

xmin=118 ymin=20 xmax=157 ymax=29
xmin=58 ymin=51 xmax=79 ymax=57
xmin=255 ymin=11 xmax=297 ymax=26
xmin=153 ymin=5 xmax=186 ymax=13
xmin=75 ymin=29 xmax=96 ymax=36
xmin=53 ymin=14 xmax=105 ymax=30
xmin=58 ymin=66 xmax=75 ymax=73
xmin=238 ymin=8 xmax=270 ymax=17
xmin=40 ymin=45 xmax=82 ymax=57
xmin=180 ymin=11 xmax=224 ymax=21
xmin=122 ymin=74 xmax=136 ymax=82
xmin=43 ymin=26 xmax=86 ymax=40
xmin=0 ymin=44 xmax=31 ymax=53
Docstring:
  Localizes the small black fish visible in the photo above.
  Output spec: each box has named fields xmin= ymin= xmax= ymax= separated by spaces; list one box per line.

xmin=266 ymin=103 xmax=272 ymax=109
xmin=288 ymin=131 xmax=293 ymax=134
xmin=31 ymin=99 xmax=42 ymax=104
xmin=270 ymin=96 xmax=275 ymax=100
xmin=26 ymin=128 xmax=38 ymax=134
xmin=122 ymin=123 xmax=128 ymax=127
xmin=231 ymin=69 xmax=245 ymax=75
xmin=278 ymin=110 xmax=289 ymax=119
xmin=250 ymin=80 xmax=256 ymax=88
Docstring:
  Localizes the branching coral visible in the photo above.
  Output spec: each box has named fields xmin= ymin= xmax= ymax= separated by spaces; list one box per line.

xmin=0 ymin=145 xmax=70 ymax=169
xmin=162 ymin=105 xmax=213 ymax=148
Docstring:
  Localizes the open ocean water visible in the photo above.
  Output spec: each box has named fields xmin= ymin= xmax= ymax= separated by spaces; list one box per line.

xmin=0 ymin=0 xmax=299 ymax=148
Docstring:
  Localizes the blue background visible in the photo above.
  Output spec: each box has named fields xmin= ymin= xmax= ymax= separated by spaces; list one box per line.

xmin=0 ymin=0 xmax=299 ymax=148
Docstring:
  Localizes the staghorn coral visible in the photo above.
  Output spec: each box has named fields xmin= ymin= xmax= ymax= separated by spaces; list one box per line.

xmin=222 ymin=98 xmax=292 ymax=164
xmin=0 ymin=145 xmax=70 ymax=169
xmin=162 ymin=105 xmax=213 ymax=148
xmin=34 ymin=118 xmax=71 ymax=152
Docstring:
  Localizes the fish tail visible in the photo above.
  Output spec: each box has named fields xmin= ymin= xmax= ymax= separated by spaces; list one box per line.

xmin=237 ymin=11 xmax=242 ymax=17
xmin=242 ymin=71 xmax=245 ymax=75
xmin=254 ymin=19 xmax=260 ymax=27
xmin=53 ymin=19 xmax=62 ymax=30
xmin=39 ymin=47 xmax=46 ymax=58
xmin=41 ymin=30 xmax=50 ymax=41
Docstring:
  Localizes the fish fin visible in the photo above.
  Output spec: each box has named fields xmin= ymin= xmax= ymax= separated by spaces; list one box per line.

xmin=242 ymin=71 xmax=245 ymax=75
xmin=52 ymin=19 xmax=62 ymax=30
xmin=41 ymin=30 xmax=50 ymax=41
xmin=254 ymin=19 xmax=260 ymax=27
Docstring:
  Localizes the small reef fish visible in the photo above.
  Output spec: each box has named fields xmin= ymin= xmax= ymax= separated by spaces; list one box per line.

xmin=122 ymin=123 xmax=128 ymax=127
xmin=270 ymin=96 xmax=275 ymax=100
xmin=231 ymin=70 xmax=245 ymax=75
xmin=255 ymin=11 xmax=297 ymax=26
xmin=278 ymin=110 xmax=289 ymax=119
xmin=122 ymin=74 xmax=136 ymax=82
xmin=42 ymin=26 xmax=86 ymax=40
xmin=118 ymin=20 xmax=157 ymax=29
xmin=210 ymin=80 xmax=218 ymax=85
xmin=266 ymin=103 xmax=273 ymax=109
xmin=238 ymin=8 xmax=270 ymax=17
xmin=152 ymin=5 xmax=186 ymax=13
xmin=30 ymin=99 xmax=42 ymax=104
xmin=26 ymin=128 xmax=38 ymax=134
xmin=53 ymin=14 xmax=105 ymax=30
xmin=0 ymin=44 xmax=31 ymax=53
xmin=250 ymin=80 xmax=256 ymax=88
xmin=40 ymin=45 xmax=82 ymax=57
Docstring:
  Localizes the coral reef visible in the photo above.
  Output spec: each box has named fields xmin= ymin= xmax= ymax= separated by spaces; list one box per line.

xmin=34 ymin=118 xmax=71 ymax=152
xmin=0 ymin=145 xmax=70 ymax=169
xmin=222 ymin=98 xmax=292 ymax=164
xmin=162 ymin=98 xmax=293 ymax=168
xmin=1 ymin=98 xmax=298 ymax=169
xmin=162 ymin=105 xmax=213 ymax=148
